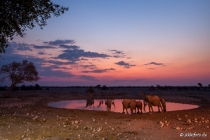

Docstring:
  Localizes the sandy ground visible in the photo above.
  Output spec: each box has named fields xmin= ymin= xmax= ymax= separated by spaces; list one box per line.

xmin=0 ymin=88 xmax=210 ymax=140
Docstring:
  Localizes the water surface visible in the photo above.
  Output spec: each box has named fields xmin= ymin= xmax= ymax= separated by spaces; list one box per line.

xmin=48 ymin=99 xmax=199 ymax=114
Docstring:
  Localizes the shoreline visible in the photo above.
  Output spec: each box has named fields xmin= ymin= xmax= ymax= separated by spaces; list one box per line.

xmin=0 ymin=89 xmax=210 ymax=140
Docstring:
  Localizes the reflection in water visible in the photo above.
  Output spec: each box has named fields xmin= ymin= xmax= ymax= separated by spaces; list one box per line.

xmin=97 ymin=99 xmax=115 ymax=111
xmin=105 ymin=100 xmax=115 ymax=111
xmin=86 ymin=99 xmax=94 ymax=108
xmin=48 ymin=99 xmax=199 ymax=114
xmin=98 ymin=100 xmax=104 ymax=107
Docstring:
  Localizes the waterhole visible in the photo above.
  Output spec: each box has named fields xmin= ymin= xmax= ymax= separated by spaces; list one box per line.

xmin=48 ymin=99 xmax=199 ymax=114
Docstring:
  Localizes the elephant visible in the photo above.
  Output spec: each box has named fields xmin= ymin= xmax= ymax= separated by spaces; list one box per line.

xmin=86 ymin=99 xmax=94 ymax=108
xmin=98 ymin=100 xmax=104 ymax=107
xmin=105 ymin=99 xmax=115 ymax=111
xmin=143 ymin=99 xmax=154 ymax=112
xmin=143 ymin=93 xmax=163 ymax=113
xmin=160 ymin=98 xmax=166 ymax=112
xmin=122 ymin=99 xmax=132 ymax=114
xmin=122 ymin=99 xmax=142 ymax=114
xmin=136 ymin=100 xmax=143 ymax=113
xmin=86 ymin=87 xmax=95 ymax=99
xmin=129 ymin=100 xmax=137 ymax=114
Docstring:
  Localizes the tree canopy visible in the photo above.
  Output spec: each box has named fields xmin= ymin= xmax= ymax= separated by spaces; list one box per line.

xmin=0 ymin=0 xmax=68 ymax=53
xmin=0 ymin=60 xmax=40 ymax=97
xmin=198 ymin=83 xmax=203 ymax=87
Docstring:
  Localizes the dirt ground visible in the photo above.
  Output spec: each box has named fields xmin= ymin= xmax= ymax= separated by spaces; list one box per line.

xmin=0 ymin=88 xmax=210 ymax=140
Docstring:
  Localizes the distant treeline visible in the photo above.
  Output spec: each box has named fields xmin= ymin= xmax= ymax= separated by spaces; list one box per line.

xmin=0 ymin=84 xmax=42 ymax=91
xmin=0 ymin=84 xmax=209 ymax=91
xmin=149 ymin=85 xmax=210 ymax=91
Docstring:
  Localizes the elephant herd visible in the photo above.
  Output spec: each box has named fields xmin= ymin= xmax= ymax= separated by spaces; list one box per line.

xmin=122 ymin=93 xmax=166 ymax=114
xmin=85 ymin=93 xmax=166 ymax=114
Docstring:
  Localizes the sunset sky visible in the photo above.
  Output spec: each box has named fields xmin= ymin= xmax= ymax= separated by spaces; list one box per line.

xmin=1 ymin=0 xmax=210 ymax=86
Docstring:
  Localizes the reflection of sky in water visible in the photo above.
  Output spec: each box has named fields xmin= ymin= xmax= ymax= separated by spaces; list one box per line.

xmin=48 ymin=99 xmax=199 ymax=114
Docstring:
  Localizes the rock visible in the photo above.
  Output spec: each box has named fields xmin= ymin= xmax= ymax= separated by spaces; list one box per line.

xmin=42 ymin=118 xmax=46 ymax=122
xmin=194 ymin=118 xmax=198 ymax=121
xmin=176 ymin=127 xmax=181 ymax=130
xmin=75 ymin=120 xmax=79 ymax=124
xmin=97 ymin=127 xmax=102 ymax=132
xmin=207 ymin=126 xmax=209 ymax=129
xmin=187 ymin=119 xmax=191 ymax=124
xmin=185 ymin=115 xmax=187 ymax=117
xmin=205 ymin=120 xmax=209 ymax=123
xmin=117 ymin=133 xmax=121 ymax=136
xmin=178 ymin=118 xmax=182 ymax=121
xmin=186 ymin=126 xmax=194 ymax=130
xmin=133 ymin=131 xmax=138 ymax=135
xmin=160 ymin=123 xmax=164 ymax=127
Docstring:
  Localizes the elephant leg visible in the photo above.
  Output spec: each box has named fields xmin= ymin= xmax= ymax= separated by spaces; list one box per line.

xmin=130 ymin=108 xmax=133 ymax=114
xmin=148 ymin=105 xmax=150 ymax=112
xmin=160 ymin=105 xmax=163 ymax=112
xmin=148 ymin=103 xmax=153 ymax=112
xmin=158 ymin=106 xmax=161 ymax=112
xmin=151 ymin=106 xmax=153 ymax=112
xmin=126 ymin=109 xmax=129 ymax=114
xmin=122 ymin=107 xmax=125 ymax=114
xmin=148 ymin=105 xmax=151 ymax=113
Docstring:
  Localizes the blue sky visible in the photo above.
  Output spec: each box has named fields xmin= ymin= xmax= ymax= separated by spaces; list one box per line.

xmin=0 ymin=0 xmax=210 ymax=86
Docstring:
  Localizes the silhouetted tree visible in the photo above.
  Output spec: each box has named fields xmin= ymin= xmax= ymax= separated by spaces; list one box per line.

xmin=86 ymin=86 xmax=95 ymax=98
xmin=0 ymin=0 xmax=68 ymax=53
xmin=0 ymin=86 xmax=6 ymax=91
xmin=12 ymin=85 xmax=19 ymax=91
xmin=20 ymin=85 xmax=27 ymax=90
xmin=101 ymin=85 xmax=109 ymax=90
xmin=149 ymin=85 xmax=155 ymax=92
xmin=96 ymin=84 xmax=101 ymax=88
xmin=86 ymin=86 xmax=95 ymax=93
xmin=0 ymin=60 xmax=40 ymax=97
xmin=198 ymin=83 xmax=203 ymax=87
xmin=35 ymin=84 xmax=42 ymax=90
